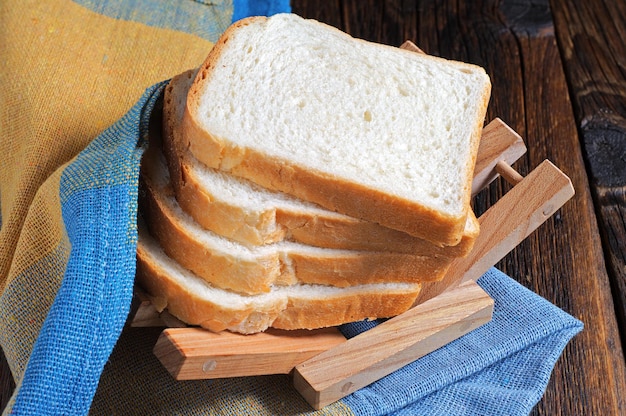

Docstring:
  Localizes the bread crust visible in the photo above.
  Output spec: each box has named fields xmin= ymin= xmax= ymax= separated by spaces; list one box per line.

xmin=271 ymin=288 xmax=419 ymax=330
xmin=173 ymin=162 xmax=283 ymax=244
xmin=163 ymin=71 xmax=287 ymax=246
xmin=184 ymin=15 xmax=490 ymax=246
xmin=164 ymin=70 xmax=479 ymax=254
xmin=182 ymin=111 xmax=466 ymax=246
xmin=136 ymin=237 xmax=421 ymax=334
xmin=276 ymin=208 xmax=478 ymax=255
xmin=136 ymin=240 xmax=280 ymax=333
xmin=139 ymin=176 xmax=288 ymax=295
xmin=140 ymin=149 xmax=453 ymax=295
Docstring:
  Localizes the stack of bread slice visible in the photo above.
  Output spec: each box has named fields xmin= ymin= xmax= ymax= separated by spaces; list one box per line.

xmin=136 ymin=13 xmax=491 ymax=334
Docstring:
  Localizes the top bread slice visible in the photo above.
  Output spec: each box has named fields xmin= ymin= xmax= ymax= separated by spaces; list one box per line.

xmin=182 ymin=13 xmax=491 ymax=246
xmin=164 ymin=69 xmax=479 ymax=255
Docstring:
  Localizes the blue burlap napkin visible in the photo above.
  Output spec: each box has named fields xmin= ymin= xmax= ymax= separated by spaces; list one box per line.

xmin=8 ymin=83 xmax=166 ymax=415
xmin=0 ymin=1 xmax=582 ymax=414
xmin=340 ymin=268 xmax=583 ymax=415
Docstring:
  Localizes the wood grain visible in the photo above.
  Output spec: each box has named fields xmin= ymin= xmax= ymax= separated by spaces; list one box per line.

xmin=550 ymin=0 xmax=626 ymax=361
xmin=153 ymin=327 xmax=346 ymax=380
xmin=472 ymin=118 xmax=526 ymax=195
xmin=415 ymin=159 xmax=574 ymax=305
xmin=291 ymin=0 xmax=626 ymax=414
xmin=293 ymin=280 xmax=494 ymax=409
xmin=501 ymin=2 xmax=626 ymax=413
xmin=0 ymin=349 xmax=13 ymax=414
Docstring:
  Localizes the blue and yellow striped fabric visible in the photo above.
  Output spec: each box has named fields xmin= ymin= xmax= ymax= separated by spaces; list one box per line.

xmin=0 ymin=1 xmax=582 ymax=415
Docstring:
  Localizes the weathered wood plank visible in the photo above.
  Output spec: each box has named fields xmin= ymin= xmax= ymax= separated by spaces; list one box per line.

xmin=291 ymin=0 xmax=626 ymax=414
xmin=550 ymin=0 xmax=626 ymax=356
xmin=511 ymin=21 xmax=626 ymax=415
xmin=423 ymin=5 xmax=626 ymax=412
xmin=0 ymin=349 xmax=13 ymax=414
xmin=291 ymin=0 xmax=343 ymax=30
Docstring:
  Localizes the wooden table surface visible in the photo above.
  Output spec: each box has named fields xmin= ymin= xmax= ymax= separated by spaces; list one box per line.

xmin=2 ymin=0 xmax=626 ymax=414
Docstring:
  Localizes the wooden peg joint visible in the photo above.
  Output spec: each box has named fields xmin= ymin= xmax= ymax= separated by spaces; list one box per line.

xmin=495 ymin=160 xmax=524 ymax=185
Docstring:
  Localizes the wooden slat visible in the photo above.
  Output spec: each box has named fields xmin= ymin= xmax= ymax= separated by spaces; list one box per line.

xmin=153 ymin=328 xmax=346 ymax=380
xmin=293 ymin=159 xmax=573 ymax=409
xmin=293 ymin=280 xmax=493 ymax=409
xmin=153 ymin=281 xmax=491 ymax=382
xmin=473 ymin=119 xmax=526 ymax=194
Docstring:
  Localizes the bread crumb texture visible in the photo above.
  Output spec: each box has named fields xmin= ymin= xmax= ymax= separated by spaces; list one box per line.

xmin=194 ymin=13 xmax=490 ymax=217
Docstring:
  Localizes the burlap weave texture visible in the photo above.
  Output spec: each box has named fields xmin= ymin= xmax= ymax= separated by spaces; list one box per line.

xmin=0 ymin=1 xmax=581 ymax=415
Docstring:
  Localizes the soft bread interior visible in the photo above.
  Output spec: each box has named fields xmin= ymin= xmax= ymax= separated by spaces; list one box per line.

xmin=141 ymin=146 xmax=454 ymax=293
xmin=191 ymin=13 xmax=490 ymax=219
xmin=166 ymin=69 xmax=480 ymax=255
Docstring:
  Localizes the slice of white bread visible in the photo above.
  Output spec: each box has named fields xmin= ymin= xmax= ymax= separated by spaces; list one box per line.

xmin=165 ymin=69 xmax=479 ymax=254
xmin=136 ymin=225 xmax=421 ymax=334
xmin=182 ymin=13 xmax=491 ymax=245
xmin=140 ymin=142 xmax=452 ymax=295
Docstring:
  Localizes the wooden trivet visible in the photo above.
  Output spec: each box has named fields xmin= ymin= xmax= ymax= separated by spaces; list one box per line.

xmin=130 ymin=42 xmax=574 ymax=410
xmin=130 ymin=116 xmax=573 ymax=409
